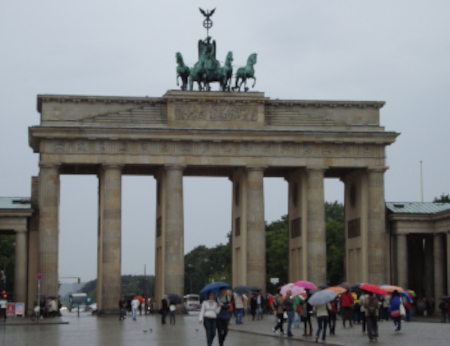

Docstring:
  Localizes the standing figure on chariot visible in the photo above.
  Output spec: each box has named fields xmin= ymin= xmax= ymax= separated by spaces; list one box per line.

xmin=198 ymin=36 xmax=220 ymax=75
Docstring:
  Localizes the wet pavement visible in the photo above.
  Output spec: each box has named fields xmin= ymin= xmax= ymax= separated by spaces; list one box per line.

xmin=1 ymin=311 xmax=449 ymax=346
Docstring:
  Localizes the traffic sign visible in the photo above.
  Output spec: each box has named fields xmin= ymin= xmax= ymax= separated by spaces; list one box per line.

xmin=37 ymin=273 xmax=42 ymax=280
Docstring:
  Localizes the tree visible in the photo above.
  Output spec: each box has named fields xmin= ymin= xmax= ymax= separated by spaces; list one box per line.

xmin=325 ymin=202 xmax=345 ymax=285
xmin=265 ymin=215 xmax=289 ymax=291
xmin=434 ymin=193 xmax=450 ymax=203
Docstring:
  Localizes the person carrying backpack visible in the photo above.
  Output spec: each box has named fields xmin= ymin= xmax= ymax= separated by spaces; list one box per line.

xmin=363 ymin=294 xmax=379 ymax=342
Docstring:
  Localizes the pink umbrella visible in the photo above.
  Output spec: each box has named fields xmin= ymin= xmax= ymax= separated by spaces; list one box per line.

xmin=294 ymin=280 xmax=317 ymax=290
xmin=280 ymin=283 xmax=304 ymax=297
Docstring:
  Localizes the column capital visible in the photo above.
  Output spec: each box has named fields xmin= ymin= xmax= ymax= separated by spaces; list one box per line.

xmin=165 ymin=164 xmax=186 ymax=171
xmin=306 ymin=166 xmax=328 ymax=173
xmin=367 ymin=166 xmax=389 ymax=173
xmin=246 ymin=165 xmax=267 ymax=172
xmin=39 ymin=162 xmax=60 ymax=169
xmin=102 ymin=164 xmax=124 ymax=170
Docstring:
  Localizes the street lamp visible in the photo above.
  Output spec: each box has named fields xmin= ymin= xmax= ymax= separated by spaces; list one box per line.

xmin=203 ymin=259 xmax=225 ymax=283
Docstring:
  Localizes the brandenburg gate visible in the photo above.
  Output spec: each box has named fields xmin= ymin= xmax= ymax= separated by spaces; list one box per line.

xmin=28 ymin=90 xmax=398 ymax=313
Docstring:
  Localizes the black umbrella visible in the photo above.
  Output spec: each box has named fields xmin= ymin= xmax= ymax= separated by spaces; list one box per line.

xmin=440 ymin=296 xmax=450 ymax=300
xmin=233 ymin=285 xmax=251 ymax=295
xmin=249 ymin=286 xmax=262 ymax=292
xmin=167 ymin=293 xmax=182 ymax=305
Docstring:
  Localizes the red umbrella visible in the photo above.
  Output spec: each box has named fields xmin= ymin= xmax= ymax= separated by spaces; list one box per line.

xmin=360 ymin=284 xmax=388 ymax=296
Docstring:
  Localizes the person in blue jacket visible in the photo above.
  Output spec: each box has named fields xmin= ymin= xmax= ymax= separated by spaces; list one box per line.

xmin=388 ymin=290 xmax=403 ymax=332
xmin=216 ymin=287 xmax=232 ymax=346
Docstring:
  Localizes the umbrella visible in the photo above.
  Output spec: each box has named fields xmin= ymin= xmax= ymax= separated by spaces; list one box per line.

xmin=233 ymin=286 xmax=252 ymax=295
xmin=167 ymin=293 xmax=182 ymax=305
xmin=294 ymin=280 xmax=317 ymax=290
xmin=249 ymin=286 xmax=262 ymax=292
xmin=380 ymin=285 xmax=404 ymax=293
xmin=407 ymin=290 xmax=417 ymax=297
xmin=339 ymin=282 xmax=351 ymax=291
xmin=199 ymin=282 xmax=231 ymax=297
xmin=308 ymin=290 xmax=338 ymax=306
xmin=440 ymin=296 xmax=450 ymax=300
xmin=280 ymin=283 xmax=304 ymax=297
xmin=135 ymin=296 xmax=145 ymax=304
xmin=359 ymin=284 xmax=388 ymax=296
xmin=399 ymin=292 xmax=412 ymax=302
xmin=352 ymin=283 xmax=363 ymax=289
xmin=326 ymin=286 xmax=347 ymax=295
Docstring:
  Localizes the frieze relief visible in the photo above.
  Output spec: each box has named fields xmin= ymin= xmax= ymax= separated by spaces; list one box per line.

xmin=44 ymin=139 xmax=384 ymax=159
xmin=174 ymin=103 xmax=258 ymax=122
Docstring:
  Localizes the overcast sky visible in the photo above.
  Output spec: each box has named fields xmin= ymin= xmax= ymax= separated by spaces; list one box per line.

xmin=1 ymin=1 xmax=449 ymax=282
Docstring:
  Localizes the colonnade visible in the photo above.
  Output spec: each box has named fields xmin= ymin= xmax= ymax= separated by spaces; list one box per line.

xmin=36 ymin=163 xmax=389 ymax=313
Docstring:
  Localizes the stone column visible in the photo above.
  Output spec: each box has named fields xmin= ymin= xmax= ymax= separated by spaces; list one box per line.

xmin=246 ymin=167 xmax=266 ymax=291
xmin=396 ymin=234 xmax=408 ymax=289
xmin=98 ymin=165 xmax=122 ymax=313
xmin=434 ymin=233 xmax=445 ymax=303
xmin=164 ymin=165 xmax=185 ymax=298
xmin=306 ymin=168 xmax=326 ymax=285
xmin=38 ymin=164 xmax=60 ymax=297
xmin=14 ymin=229 xmax=28 ymax=303
xmin=367 ymin=168 xmax=387 ymax=284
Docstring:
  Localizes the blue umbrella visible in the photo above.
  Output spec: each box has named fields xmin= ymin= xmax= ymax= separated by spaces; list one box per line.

xmin=400 ymin=291 xmax=412 ymax=302
xmin=199 ymin=282 xmax=231 ymax=297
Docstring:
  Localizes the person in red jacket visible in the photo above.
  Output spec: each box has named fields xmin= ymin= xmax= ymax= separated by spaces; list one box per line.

xmin=340 ymin=290 xmax=354 ymax=327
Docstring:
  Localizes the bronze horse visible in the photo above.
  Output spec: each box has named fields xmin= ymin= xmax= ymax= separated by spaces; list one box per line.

xmin=234 ymin=53 xmax=257 ymax=92
xmin=176 ymin=52 xmax=190 ymax=91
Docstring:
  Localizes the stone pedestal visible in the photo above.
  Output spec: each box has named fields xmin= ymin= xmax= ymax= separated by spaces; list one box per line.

xmin=367 ymin=169 xmax=386 ymax=284
xmin=164 ymin=165 xmax=185 ymax=299
xmin=14 ymin=229 xmax=27 ymax=303
xmin=306 ymin=168 xmax=326 ymax=285
xmin=98 ymin=165 xmax=122 ymax=313
xmin=38 ymin=164 xmax=60 ymax=297
xmin=396 ymin=234 xmax=408 ymax=289
xmin=246 ymin=167 xmax=266 ymax=291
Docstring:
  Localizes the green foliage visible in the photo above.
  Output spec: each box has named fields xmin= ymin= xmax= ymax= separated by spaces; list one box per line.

xmin=434 ymin=193 xmax=450 ymax=203
xmin=265 ymin=215 xmax=289 ymax=291
xmin=0 ymin=235 xmax=15 ymax=296
xmin=325 ymin=201 xmax=345 ymax=285
xmin=80 ymin=275 xmax=155 ymax=303
xmin=184 ymin=235 xmax=231 ymax=294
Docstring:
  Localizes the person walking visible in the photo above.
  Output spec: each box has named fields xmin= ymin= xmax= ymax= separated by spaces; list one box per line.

xmin=313 ymin=301 xmax=331 ymax=343
xmin=388 ymin=290 xmax=403 ymax=332
xmin=283 ymin=290 xmax=295 ymax=337
xmin=293 ymin=294 xmax=302 ymax=328
xmin=169 ymin=301 xmax=177 ymax=325
xmin=161 ymin=295 xmax=169 ymax=325
xmin=250 ymin=293 xmax=257 ymax=320
xmin=216 ymin=287 xmax=231 ymax=346
xmin=364 ymin=294 xmax=379 ymax=342
xmin=256 ymin=291 xmax=264 ymax=320
xmin=118 ymin=296 xmax=126 ymax=321
xmin=302 ymin=289 xmax=313 ymax=336
xmin=328 ymin=299 xmax=337 ymax=335
xmin=131 ymin=296 xmax=140 ymax=321
xmin=234 ymin=293 xmax=245 ymax=324
xmin=340 ymin=289 xmax=354 ymax=328
xmin=359 ymin=291 xmax=369 ymax=333
xmin=199 ymin=291 xmax=222 ymax=346
xmin=272 ymin=289 xmax=284 ymax=335
xmin=0 ymin=296 xmax=7 ymax=322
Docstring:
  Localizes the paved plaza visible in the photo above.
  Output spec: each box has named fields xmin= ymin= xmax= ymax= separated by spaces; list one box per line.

xmin=1 ymin=311 xmax=449 ymax=346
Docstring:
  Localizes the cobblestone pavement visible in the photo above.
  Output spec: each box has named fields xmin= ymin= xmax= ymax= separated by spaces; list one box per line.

xmin=1 ymin=311 xmax=449 ymax=346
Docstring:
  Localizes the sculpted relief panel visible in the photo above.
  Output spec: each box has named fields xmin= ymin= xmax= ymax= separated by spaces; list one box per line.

xmin=45 ymin=139 xmax=384 ymax=160
xmin=174 ymin=103 xmax=258 ymax=122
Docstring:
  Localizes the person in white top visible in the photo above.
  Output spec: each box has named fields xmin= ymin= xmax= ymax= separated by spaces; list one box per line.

xmin=0 ymin=297 xmax=7 ymax=322
xmin=131 ymin=296 xmax=140 ymax=320
xmin=199 ymin=292 xmax=221 ymax=346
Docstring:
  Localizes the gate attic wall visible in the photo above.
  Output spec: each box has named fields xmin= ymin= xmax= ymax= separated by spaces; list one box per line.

xmin=29 ymin=91 xmax=399 ymax=313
